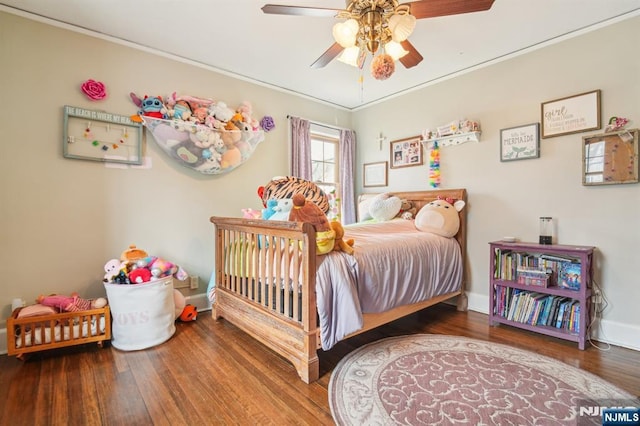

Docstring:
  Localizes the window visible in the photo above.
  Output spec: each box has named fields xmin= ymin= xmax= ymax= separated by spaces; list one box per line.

xmin=311 ymin=130 xmax=340 ymax=220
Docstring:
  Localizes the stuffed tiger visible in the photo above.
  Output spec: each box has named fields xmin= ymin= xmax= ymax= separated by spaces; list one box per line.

xmin=258 ymin=176 xmax=330 ymax=214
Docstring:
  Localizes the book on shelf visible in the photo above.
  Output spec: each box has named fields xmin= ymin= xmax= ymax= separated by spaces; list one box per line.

xmin=495 ymin=287 xmax=581 ymax=332
xmin=558 ymin=262 xmax=582 ymax=290
xmin=539 ymin=253 xmax=580 ymax=263
xmin=537 ymin=295 xmax=555 ymax=326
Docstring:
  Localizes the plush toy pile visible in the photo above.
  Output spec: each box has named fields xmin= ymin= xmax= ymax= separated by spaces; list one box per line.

xmin=246 ymin=176 xmax=355 ymax=256
xmin=103 ymin=245 xmax=197 ymax=322
xmin=103 ymin=245 xmax=188 ymax=285
xmin=130 ymin=92 xmax=274 ymax=175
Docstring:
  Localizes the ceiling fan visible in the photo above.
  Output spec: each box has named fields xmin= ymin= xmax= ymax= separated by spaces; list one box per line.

xmin=262 ymin=0 xmax=495 ymax=76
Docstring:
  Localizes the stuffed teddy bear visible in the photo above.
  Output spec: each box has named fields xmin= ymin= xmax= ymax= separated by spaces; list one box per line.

xmin=37 ymin=293 xmax=107 ymax=312
xmin=288 ymin=193 xmax=335 ymax=255
xmin=414 ymin=196 xmax=466 ymax=238
xmin=330 ymin=221 xmax=354 ymax=255
xmin=398 ymin=199 xmax=417 ymax=220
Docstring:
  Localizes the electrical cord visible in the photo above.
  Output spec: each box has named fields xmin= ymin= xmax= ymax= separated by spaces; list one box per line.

xmin=587 ymin=278 xmax=611 ymax=351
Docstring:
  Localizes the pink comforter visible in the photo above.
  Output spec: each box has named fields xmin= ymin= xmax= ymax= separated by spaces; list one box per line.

xmin=315 ymin=219 xmax=463 ymax=350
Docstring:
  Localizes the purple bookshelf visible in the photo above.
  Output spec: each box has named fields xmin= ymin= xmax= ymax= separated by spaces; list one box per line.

xmin=489 ymin=241 xmax=594 ymax=350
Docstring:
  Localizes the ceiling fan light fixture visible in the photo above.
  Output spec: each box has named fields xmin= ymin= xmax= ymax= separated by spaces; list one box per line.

xmin=388 ymin=12 xmax=416 ymax=42
xmin=337 ymin=45 xmax=363 ymax=68
xmin=332 ymin=18 xmax=359 ymax=48
xmin=384 ymin=40 xmax=409 ymax=61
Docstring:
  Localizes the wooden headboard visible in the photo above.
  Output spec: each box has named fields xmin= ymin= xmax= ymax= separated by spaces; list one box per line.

xmin=357 ymin=188 xmax=468 ymax=309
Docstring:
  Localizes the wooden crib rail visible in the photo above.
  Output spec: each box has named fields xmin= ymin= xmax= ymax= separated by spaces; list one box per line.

xmin=210 ymin=217 xmax=320 ymax=382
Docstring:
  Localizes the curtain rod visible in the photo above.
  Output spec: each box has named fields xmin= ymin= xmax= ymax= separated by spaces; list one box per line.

xmin=286 ymin=115 xmax=351 ymax=132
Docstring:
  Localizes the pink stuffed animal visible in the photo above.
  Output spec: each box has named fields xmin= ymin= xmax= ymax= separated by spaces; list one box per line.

xmin=241 ymin=208 xmax=262 ymax=219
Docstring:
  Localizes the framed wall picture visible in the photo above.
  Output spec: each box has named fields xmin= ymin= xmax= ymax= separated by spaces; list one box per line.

xmin=63 ymin=105 xmax=143 ymax=165
xmin=363 ymin=161 xmax=388 ymax=187
xmin=541 ymin=90 xmax=601 ymax=138
xmin=500 ymin=123 xmax=540 ymax=161
xmin=390 ymin=135 xmax=423 ymax=168
xmin=582 ymin=128 xmax=638 ymax=186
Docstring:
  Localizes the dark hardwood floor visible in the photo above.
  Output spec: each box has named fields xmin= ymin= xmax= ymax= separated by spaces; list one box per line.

xmin=1 ymin=303 xmax=638 ymax=425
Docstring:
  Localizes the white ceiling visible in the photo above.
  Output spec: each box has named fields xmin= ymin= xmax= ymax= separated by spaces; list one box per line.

xmin=2 ymin=0 xmax=639 ymax=110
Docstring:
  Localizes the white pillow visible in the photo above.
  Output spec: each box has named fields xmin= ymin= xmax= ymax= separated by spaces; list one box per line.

xmin=368 ymin=194 xmax=402 ymax=222
xmin=358 ymin=197 xmax=374 ymax=221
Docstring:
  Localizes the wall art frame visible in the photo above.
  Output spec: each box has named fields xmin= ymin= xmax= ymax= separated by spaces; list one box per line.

xmin=390 ymin=135 xmax=423 ymax=169
xmin=582 ymin=128 xmax=638 ymax=186
xmin=541 ymin=90 xmax=601 ymax=138
xmin=363 ymin=161 xmax=388 ymax=187
xmin=63 ymin=105 xmax=143 ymax=165
xmin=500 ymin=123 xmax=540 ymax=161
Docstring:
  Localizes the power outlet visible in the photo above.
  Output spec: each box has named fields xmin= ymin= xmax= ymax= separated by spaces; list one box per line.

xmin=592 ymin=290 xmax=602 ymax=305
xmin=189 ymin=275 xmax=199 ymax=290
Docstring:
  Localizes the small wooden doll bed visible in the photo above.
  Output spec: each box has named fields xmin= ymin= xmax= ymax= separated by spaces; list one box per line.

xmin=7 ymin=305 xmax=111 ymax=360
xmin=209 ymin=188 xmax=467 ymax=383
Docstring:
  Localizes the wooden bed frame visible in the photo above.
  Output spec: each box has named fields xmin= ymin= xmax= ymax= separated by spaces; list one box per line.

xmin=210 ymin=188 xmax=467 ymax=383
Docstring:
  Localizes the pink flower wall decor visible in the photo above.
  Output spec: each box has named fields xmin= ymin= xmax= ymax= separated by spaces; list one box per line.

xmin=81 ymin=79 xmax=107 ymax=100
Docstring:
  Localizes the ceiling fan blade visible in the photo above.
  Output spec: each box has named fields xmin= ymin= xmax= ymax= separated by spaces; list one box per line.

xmin=399 ymin=40 xmax=423 ymax=68
xmin=261 ymin=4 xmax=340 ymax=17
xmin=311 ymin=42 xmax=345 ymax=69
xmin=405 ymin=0 xmax=495 ymax=19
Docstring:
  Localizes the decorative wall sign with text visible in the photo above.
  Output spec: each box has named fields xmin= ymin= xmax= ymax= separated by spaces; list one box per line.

xmin=500 ymin=123 xmax=540 ymax=161
xmin=63 ymin=105 xmax=143 ymax=165
xmin=541 ymin=90 xmax=601 ymax=138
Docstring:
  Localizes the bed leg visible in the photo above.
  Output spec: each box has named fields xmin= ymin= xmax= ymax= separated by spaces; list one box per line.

xmin=16 ymin=353 xmax=28 ymax=362
xmin=297 ymin=356 xmax=320 ymax=384
xmin=456 ymin=292 xmax=468 ymax=311
xmin=211 ymin=303 xmax=221 ymax=320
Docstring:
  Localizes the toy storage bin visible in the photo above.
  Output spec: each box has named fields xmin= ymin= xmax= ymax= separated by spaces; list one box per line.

xmin=104 ymin=276 xmax=175 ymax=351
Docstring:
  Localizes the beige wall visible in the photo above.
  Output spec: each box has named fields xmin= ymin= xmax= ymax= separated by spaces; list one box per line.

xmin=1 ymin=11 xmax=638 ymax=350
xmin=0 ymin=12 xmax=351 ymax=325
xmin=354 ymin=16 xmax=640 ymax=350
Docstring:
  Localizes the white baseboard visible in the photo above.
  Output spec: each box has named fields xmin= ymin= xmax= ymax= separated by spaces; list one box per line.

xmin=185 ymin=293 xmax=212 ymax=313
xmin=467 ymin=291 xmax=640 ymax=352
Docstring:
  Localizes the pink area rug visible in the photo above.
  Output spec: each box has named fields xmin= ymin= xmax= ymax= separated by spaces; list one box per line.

xmin=329 ymin=335 xmax=636 ymax=425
